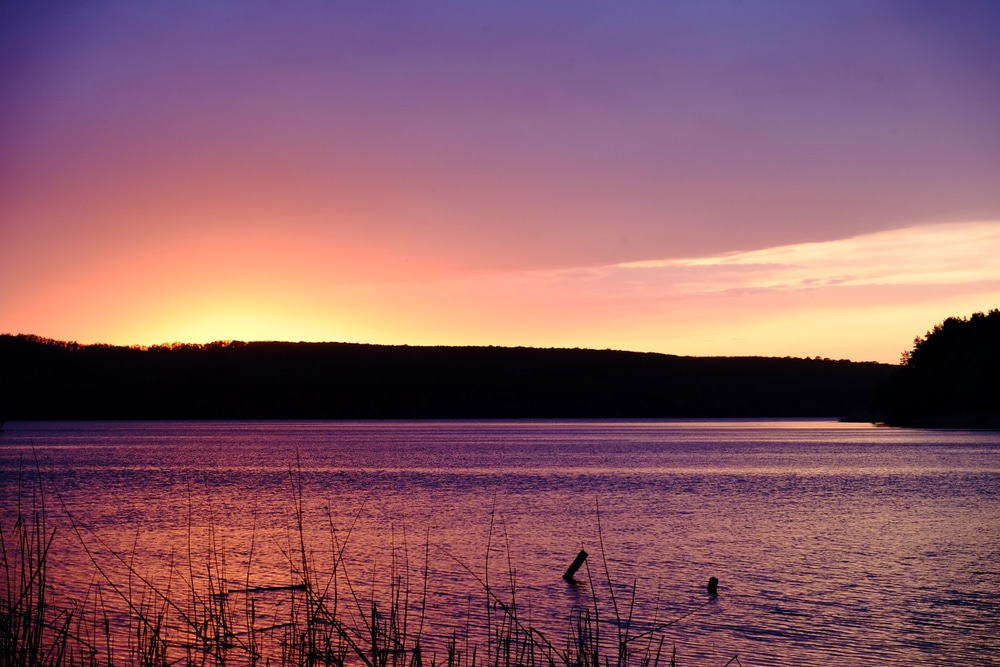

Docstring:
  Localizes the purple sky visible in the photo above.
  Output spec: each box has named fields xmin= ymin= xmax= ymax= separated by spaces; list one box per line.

xmin=2 ymin=1 xmax=999 ymax=360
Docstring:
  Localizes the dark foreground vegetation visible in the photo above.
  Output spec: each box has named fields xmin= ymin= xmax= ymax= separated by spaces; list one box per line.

xmin=1 ymin=474 xmax=741 ymax=667
xmin=872 ymin=309 xmax=1000 ymax=428
xmin=0 ymin=335 xmax=892 ymax=420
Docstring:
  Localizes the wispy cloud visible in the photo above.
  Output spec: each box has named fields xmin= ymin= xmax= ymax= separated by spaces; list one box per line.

xmin=614 ymin=221 xmax=1000 ymax=292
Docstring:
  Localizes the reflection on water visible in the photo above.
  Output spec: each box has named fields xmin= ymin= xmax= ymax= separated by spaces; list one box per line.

xmin=1 ymin=420 xmax=999 ymax=666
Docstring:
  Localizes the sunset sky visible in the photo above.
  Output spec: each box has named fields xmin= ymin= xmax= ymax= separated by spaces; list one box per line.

xmin=2 ymin=1 xmax=999 ymax=363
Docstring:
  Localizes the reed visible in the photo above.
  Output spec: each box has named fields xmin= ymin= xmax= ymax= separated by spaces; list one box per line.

xmin=1 ymin=471 xmax=56 ymax=667
xmin=0 ymin=471 xmax=739 ymax=667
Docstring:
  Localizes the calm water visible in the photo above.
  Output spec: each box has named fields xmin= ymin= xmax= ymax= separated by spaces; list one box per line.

xmin=1 ymin=420 xmax=998 ymax=666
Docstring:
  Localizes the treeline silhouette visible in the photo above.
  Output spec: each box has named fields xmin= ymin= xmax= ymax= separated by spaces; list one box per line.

xmin=1 ymin=335 xmax=894 ymax=420
xmin=873 ymin=309 xmax=1000 ymax=427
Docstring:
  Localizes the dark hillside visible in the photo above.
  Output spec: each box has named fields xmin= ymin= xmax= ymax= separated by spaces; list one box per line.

xmin=1 ymin=335 xmax=893 ymax=419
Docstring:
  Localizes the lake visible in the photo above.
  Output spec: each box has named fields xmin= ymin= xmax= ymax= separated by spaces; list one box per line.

xmin=1 ymin=420 xmax=998 ymax=666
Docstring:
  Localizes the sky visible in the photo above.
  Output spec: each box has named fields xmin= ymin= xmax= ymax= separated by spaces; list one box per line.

xmin=2 ymin=1 xmax=999 ymax=363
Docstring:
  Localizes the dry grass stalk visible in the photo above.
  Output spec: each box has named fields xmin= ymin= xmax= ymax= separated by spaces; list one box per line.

xmin=2 ymin=469 xmax=732 ymax=667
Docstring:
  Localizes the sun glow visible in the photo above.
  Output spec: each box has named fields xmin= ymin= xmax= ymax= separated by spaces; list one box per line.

xmin=3 ymin=220 xmax=998 ymax=362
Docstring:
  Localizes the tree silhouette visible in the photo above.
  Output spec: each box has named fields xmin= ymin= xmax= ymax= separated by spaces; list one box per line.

xmin=874 ymin=309 xmax=1000 ymax=427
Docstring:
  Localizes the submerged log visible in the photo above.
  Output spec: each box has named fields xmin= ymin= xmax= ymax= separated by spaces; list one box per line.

xmin=563 ymin=550 xmax=588 ymax=580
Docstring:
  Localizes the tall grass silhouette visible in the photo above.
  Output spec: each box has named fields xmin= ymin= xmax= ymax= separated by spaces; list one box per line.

xmin=1 ymin=469 xmax=737 ymax=667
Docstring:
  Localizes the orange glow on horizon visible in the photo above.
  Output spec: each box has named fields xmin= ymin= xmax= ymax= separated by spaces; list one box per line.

xmin=3 ymin=221 xmax=998 ymax=362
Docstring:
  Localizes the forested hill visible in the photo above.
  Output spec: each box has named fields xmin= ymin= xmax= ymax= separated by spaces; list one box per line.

xmin=872 ymin=309 xmax=1000 ymax=428
xmin=1 ymin=335 xmax=894 ymax=420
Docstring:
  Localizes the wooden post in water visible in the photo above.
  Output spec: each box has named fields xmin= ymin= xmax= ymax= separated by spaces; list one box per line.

xmin=563 ymin=550 xmax=588 ymax=580
xmin=707 ymin=576 xmax=719 ymax=595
